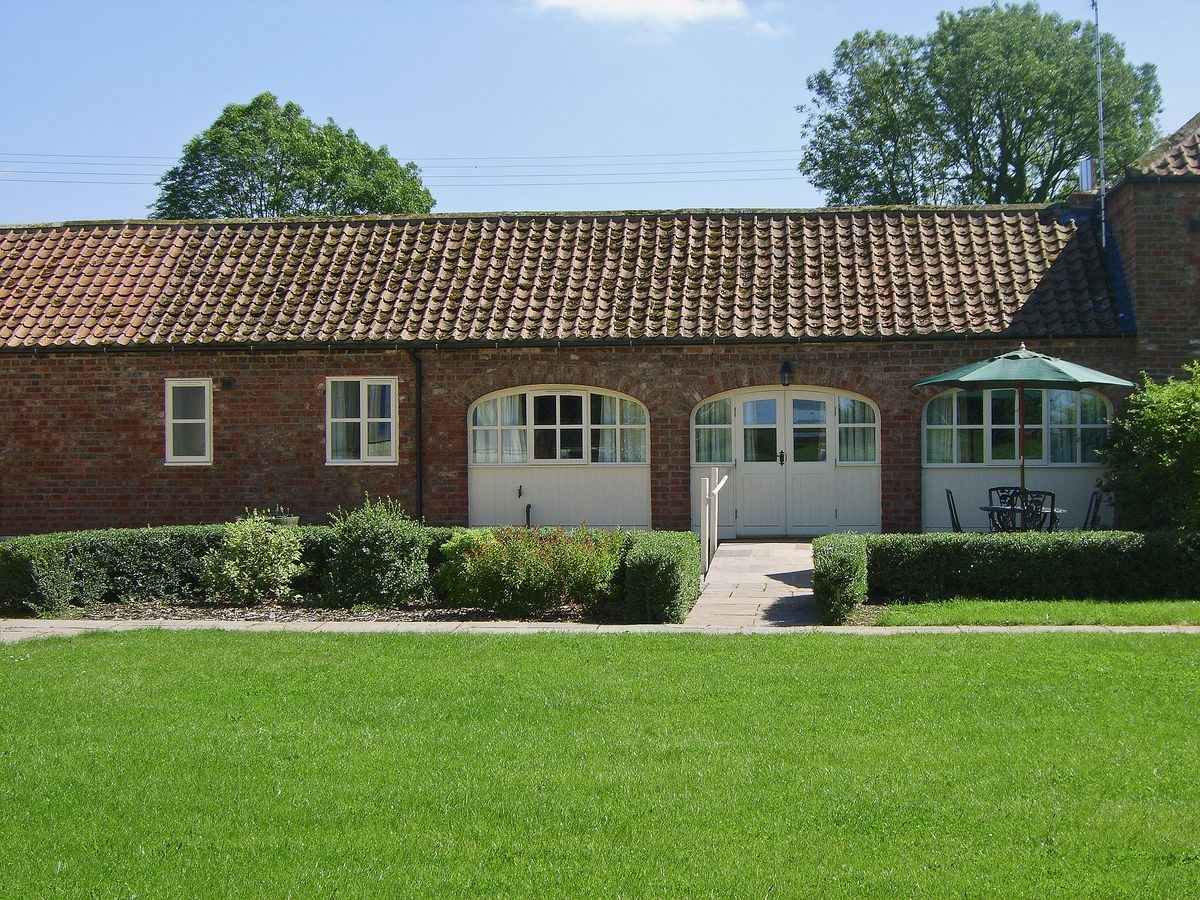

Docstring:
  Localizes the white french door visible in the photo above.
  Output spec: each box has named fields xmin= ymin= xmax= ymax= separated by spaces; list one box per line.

xmin=736 ymin=391 xmax=836 ymax=535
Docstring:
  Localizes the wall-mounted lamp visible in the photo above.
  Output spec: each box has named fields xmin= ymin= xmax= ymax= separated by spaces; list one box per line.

xmin=216 ymin=376 xmax=236 ymax=391
xmin=780 ymin=361 xmax=793 ymax=387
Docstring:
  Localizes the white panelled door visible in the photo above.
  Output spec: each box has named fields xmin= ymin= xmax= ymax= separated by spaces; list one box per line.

xmin=736 ymin=391 xmax=838 ymax=535
xmin=691 ymin=386 xmax=881 ymax=536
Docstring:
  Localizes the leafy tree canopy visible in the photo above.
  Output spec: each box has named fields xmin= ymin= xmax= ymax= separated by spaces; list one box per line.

xmin=1100 ymin=363 xmax=1200 ymax=531
xmin=151 ymin=93 xmax=434 ymax=219
xmin=797 ymin=2 xmax=1162 ymax=206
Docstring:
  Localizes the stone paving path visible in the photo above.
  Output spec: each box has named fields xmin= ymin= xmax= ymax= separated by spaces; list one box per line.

xmin=684 ymin=540 xmax=817 ymax=628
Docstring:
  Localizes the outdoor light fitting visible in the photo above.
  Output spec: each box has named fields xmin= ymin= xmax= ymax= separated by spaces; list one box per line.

xmin=780 ymin=361 xmax=793 ymax=386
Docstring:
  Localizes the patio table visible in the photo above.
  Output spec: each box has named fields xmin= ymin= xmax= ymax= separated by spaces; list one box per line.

xmin=979 ymin=504 xmax=1066 ymax=532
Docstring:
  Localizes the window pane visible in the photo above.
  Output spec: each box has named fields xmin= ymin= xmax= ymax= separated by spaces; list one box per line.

xmin=696 ymin=398 xmax=732 ymax=426
xmin=696 ymin=428 xmax=732 ymax=463
xmin=1080 ymin=393 xmax=1107 ymax=425
xmin=472 ymin=399 xmax=497 ymax=427
xmin=621 ymin=428 xmax=647 ymax=463
xmin=1050 ymin=427 xmax=1077 ymax=463
xmin=366 ymin=422 xmax=392 ymax=458
xmin=330 ymin=381 xmax=360 ymax=419
xmin=501 ymin=394 xmax=527 ymax=426
xmin=958 ymin=429 xmax=984 ymax=463
xmin=330 ymin=422 xmax=360 ymax=459
xmin=991 ymin=427 xmax=1016 ymax=460
xmin=744 ymin=427 xmax=777 ymax=462
xmin=743 ymin=399 xmax=776 ymax=426
xmin=172 ymin=423 xmax=206 ymax=458
xmin=991 ymin=390 xmax=1016 ymax=426
xmin=473 ymin=429 xmax=499 ymax=464
xmin=1023 ymin=428 xmax=1044 ymax=462
xmin=620 ymin=399 xmax=646 ymax=426
xmin=534 ymin=429 xmax=556 ymax=460
xmin=560 ymin=395 xmax=584 ymax=426
xmin=957 ymin=391 xmax=983 ymax=426
xmin=792 ymin=399 xmax=826 ymax=424
xmin=839 ymin=398 xmax=874 ymax=424
xmin=172 ymin=385 xmax=206 ymax=421
xmin=840 ymin=427 xmax=876 ymax=462
xmin=591 ymin=427 xmax=617 ymax=463
xmin=793 ymin=428 xmax=827 ymax=462
xmin=534 ymin=395 xmax=557 ymax=426
xmin=591 ymin=394 xmax=617 ymax=426
xmin=502 ymin=429 xmax=528 ymax=463
xmin=1081 ymin=427 xmax=1106 ymax=462
xmin=1024 ymin=390 xmax=1043 ymax=423
xmin=926 ymin=429 xmax=953 ymax=464
xmin=560 ymin=427 xmax=584 ymax=459
xmin=926 ymin=395 xmax=953 ymax=426
xmin=1048 ymin=390 xmax=1077 ymax=425
xmin=367 ymin=383 xmax=391 ymax=419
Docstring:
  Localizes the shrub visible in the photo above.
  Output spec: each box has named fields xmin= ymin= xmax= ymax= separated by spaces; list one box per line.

xmin=1100 ymin=363 xmax=1200 ymax=530
xmin=202 ymin=512 xmax=307 ymax=605
xmin=324 ymin=496 xmax=431 ymax=607
xmin=866 ymin=531 xmax=1200 ymax=603
xmin=622 ymin=531 xmax=702 ymax=624
xmin=0 ymin=525 xmax=226 ymax=616
xmin=435 ymin=527 xmax=626 ymax=618
xmin=811 ymin=533 xmax=869 ymax=624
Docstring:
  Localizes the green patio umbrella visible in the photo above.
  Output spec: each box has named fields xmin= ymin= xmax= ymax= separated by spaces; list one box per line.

xmin=914 ymin=344 xmax=1135 ymax=492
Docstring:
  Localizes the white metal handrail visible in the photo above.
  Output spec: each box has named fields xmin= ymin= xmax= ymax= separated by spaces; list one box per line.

xmin=699 ymin=466 xmax=729 ymax=576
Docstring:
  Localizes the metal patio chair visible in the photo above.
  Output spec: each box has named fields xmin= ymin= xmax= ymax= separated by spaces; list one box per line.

xmin=945 ymin=488 xmax=963 ymax=533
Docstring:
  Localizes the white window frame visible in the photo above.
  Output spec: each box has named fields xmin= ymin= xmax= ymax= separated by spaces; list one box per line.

xmin=326 ymin=377 xmax=399 ymax=466
xmin=165 ymin=378 xmax=213 ymax=466
xmin=468 ymin=387 xmax=650 ymax=467
xmin=690 ymin=389 xmax=881 ymax=467
xmin=923 ymin=388 xmax=1111 ymax=468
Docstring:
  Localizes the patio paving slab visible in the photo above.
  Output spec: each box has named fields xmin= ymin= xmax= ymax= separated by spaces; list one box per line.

xmin=685 ymin=541 xmax=820 ymax=628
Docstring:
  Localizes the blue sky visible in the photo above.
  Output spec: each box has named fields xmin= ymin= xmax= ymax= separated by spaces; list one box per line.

xmin=3 ymin=0 xmax=1196 ymax=224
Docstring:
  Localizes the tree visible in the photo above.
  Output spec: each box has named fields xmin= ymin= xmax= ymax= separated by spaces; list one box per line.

xmin=151 ymin=93 xmax=434 ymax=219
xmin=1099 ymin=364 xmax=1200 ymax=531
xmin=797 ymin=3 xmax=1161 ymax=206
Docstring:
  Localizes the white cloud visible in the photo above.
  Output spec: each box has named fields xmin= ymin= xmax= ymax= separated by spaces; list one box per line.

xmin=534 ymin=0 xmax=748 ymax=27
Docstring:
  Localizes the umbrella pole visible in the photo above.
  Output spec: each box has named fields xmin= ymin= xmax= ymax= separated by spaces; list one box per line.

xmin=1018 ymin=382 xmax=1027 ymax=496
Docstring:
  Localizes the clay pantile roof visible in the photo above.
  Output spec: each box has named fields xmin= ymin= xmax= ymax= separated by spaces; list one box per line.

xmin=1131 ymin=111 xmax=1200 ymax=177
xmin=0 ymin=208 xmax=1122 ymax=350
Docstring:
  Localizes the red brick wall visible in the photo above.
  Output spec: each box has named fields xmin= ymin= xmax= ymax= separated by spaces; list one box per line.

xmin=0 ymin=349 xmax=420 ymax=534
xmin=0 ymin=337 xmax=1141 ymax=536
xmin=1108 ymin=179 xmax=1200 ymax=380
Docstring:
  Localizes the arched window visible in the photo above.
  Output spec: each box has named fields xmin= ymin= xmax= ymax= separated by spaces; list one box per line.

xmin=469 ymin=388 xmax=649 ymax=465
xmin=691 ymin=390 xmax=879 ymax=465
xmin=924 ymin=389 xmax=1110 ymax=466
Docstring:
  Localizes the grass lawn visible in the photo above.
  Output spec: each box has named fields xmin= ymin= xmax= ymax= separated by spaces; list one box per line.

xmin=2 ymin=632 xmax=1198 ymax=898
xmin=876 ymin=600 xmax=1200 ymax=627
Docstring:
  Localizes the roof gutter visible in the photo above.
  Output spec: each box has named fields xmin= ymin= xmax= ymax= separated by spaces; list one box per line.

xmin=0 ymin=331 xmax=1138 ymax=356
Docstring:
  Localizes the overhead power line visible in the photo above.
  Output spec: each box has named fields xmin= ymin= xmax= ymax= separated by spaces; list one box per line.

xmin=0 ymin=147 xmax=805 ymax=189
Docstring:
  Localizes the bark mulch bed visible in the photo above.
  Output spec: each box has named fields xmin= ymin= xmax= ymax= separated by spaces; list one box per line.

xmin=44 ymin=597 xmax=602 ymax=624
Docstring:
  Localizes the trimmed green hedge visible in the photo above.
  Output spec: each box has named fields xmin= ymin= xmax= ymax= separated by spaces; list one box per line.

xmin=867 ymin=531 xmax=1200 ymax=603
xmin=0 ymin=521 xmax=701 ymax=624
xmin=0 ymin=525 xmax=226 ymax=616
xmin=811 ymin=533 xmax=869 ymax=624
xmin=807 ymin=531 xmax=1200 ymax=623
xmin=623 ymin=531 xmax=703 ymax=624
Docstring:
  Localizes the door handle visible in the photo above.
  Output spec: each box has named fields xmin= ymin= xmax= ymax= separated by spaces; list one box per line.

xmin=778 ymin=450 xmax=786 ymax=466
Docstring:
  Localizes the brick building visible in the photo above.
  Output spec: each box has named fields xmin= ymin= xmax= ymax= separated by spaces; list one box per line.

xmin=2 ymin=114 xmax=1197 ymax=537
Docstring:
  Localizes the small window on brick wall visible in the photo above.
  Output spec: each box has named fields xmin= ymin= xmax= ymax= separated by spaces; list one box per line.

xmin=165 ymin=378 xmax=213 ymax=465
xmin=327 ymin=377 xmax=398 ymax=465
